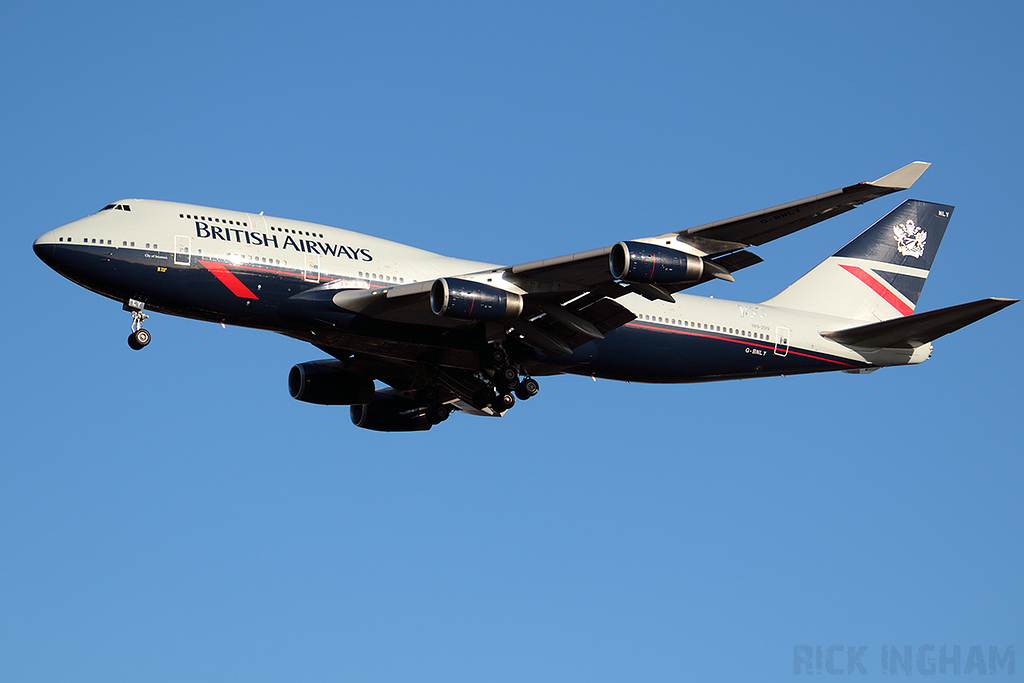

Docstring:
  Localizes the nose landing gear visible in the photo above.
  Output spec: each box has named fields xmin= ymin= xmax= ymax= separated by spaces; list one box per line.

xmin=125 ymin=303 xmax=151 ymax=350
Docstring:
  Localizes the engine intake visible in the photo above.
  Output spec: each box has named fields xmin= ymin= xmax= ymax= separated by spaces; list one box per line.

xmin=350 ymin=395 xmax=434 ymax=432
xmin=430 ymin=278 xmax=523 ymax=321
xmin=288 ymin=361 xmax=375 ymax=405
xmin=609 ymin=241 xmax=705 ymax=285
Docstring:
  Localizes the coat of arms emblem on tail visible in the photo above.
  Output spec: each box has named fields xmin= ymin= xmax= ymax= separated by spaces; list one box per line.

xmin=893 ymin=220 xmax=927 ymax=258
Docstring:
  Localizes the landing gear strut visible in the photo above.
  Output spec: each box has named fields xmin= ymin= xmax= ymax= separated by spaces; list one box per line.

xmin=126 ymin=304 xmax=151 ymax=350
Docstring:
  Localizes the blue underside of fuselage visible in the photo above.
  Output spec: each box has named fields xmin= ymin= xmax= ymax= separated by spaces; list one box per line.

xmin=569 ymin=322 xmax=859 ymax=383
xmin=37 ymin=243 xmax=865 ymax=382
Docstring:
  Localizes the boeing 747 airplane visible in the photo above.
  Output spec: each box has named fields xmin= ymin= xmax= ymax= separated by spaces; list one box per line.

xmin=34 ymin=163 xmax=1015 ymax=430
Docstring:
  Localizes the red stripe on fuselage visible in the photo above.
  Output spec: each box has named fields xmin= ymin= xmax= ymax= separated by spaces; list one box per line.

xmin=839 ymin=264 xmax=913 ymax=316
xmin=624 ymin=322 xmax=856 ymax=367
xmin=199 ymin=260 xmax=259 ymax=299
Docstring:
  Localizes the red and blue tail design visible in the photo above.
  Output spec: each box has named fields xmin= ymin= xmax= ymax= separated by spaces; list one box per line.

xmin=767 ymin=200 xmax=953 ymax=322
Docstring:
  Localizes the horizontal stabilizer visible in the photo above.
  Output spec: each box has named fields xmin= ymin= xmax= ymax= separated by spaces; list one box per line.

xmin=821 ymin=298 xmax=1017 ymax=348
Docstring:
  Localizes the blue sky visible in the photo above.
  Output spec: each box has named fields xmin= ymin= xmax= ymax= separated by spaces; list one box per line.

xmin=2 ymin=2 xmax=1021 ymax=681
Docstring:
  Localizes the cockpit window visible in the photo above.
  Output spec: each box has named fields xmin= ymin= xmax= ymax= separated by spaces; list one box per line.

xmin=100 ymin=204 xmax=116 ymax=211
xmin=99 ymin=203 xmax=132 ymax=212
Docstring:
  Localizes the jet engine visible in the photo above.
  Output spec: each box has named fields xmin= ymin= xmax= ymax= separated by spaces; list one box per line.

xmin=609 ymin=241 xmax=706 ymax=285
xmin=350 ymin=394 xmax=434 ymax=432
xmin=430 ymin=278 xmax=523 ymax=321
xmin=288 ymin=361 xmax=375 ymax=405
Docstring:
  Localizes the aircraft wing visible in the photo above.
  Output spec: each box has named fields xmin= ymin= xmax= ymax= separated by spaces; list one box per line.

xmin=289 ymin=162 xmax=930 ymax=359
xmin=504 ymin=161 xmax=931 ymax=290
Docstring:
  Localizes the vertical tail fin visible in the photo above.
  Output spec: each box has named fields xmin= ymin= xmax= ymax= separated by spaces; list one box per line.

xmin=766 ymin=200 xmax=954 ymax=322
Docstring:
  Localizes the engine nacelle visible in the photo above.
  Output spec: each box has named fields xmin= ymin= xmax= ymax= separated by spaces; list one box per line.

xmin=288 ymin=361 xmax=375 ymax=405
xmin=350 ymin=395 xmax=434 ymax=432
xmin=430 ymin=278 xmax=524 ymax=322
xmin=609 ymin=241 xmax=705 ymax=285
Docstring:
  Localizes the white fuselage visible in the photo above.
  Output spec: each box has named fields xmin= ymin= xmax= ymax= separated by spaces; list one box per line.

xmin=34 ymin=199 xmax=930 ymax=384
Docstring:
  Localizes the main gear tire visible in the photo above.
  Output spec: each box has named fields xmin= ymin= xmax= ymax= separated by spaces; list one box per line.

xmin=515 ymin=377 xmax=539 ymax=400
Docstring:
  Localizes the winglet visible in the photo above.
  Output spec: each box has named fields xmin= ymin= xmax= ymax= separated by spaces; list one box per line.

xmin=870 ymin=161 xmax=930 ymax=189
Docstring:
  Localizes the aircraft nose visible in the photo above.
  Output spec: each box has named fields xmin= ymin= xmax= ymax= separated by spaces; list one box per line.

xmin=33 ymin=230 xmax=56 ymax=265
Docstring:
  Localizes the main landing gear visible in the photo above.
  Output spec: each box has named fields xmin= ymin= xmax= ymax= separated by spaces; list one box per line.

xmin=477 ymin=343 xmax=540 ymax=413
xmin=125 ymin=304 xmax=151 ymax=350
xmin=416 ymin=385 xmax=452 ymax=426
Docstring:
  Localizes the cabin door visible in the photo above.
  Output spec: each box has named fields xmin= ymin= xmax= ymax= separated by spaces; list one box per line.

xmin=174 ymin=235 xmax=191 ymax=266
xmin=303 ymin=254 xmax=320 ymax=283
xmin=774 ymin=326 xmax=791 ymax=357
